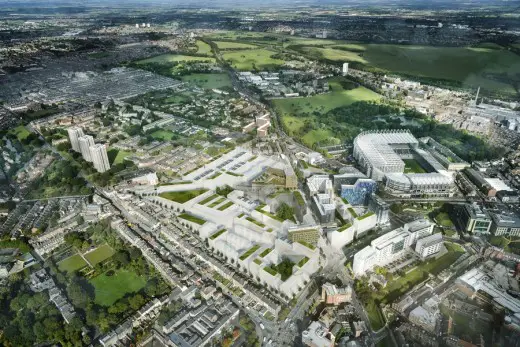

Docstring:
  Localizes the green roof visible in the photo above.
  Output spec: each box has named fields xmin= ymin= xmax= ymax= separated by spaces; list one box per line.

xmin=259 ymin=248 xmax=272 ymax=258
xmin=297 ymin=241 xmax=316 ymax=250
xmin=337 ymin=223 xmax=353 ymax=232
xmin=297 ymin=257 xmax=309 ymax=267
xmin=209 ymin=229 xmax=226 ymax=240
xmin=263 ymin=266 xmax=277 ymax=276
xmin=358 ymin=211 xmax=375 ymax=220
xmin=239 ymin=245 xmax=260 ymax=261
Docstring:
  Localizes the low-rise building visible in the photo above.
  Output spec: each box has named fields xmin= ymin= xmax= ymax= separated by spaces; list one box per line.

xmin=321 ymin=282 xmax=352 ymax=305
xmin=302 ymin=321 xmax=335 ymax=347
xmin=415 ymin=233 xmax=443 ymax=259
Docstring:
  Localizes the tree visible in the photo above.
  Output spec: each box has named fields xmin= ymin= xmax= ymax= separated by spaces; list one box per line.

xmin=113 ymin=250 xmax=130 ymax=267
xmin=128 ymin=294 xmax=146 ymax=311
xmin=276 ymin=203 xmax=294 ymax=221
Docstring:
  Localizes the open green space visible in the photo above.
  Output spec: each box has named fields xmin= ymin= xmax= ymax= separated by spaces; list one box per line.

xmin=159 ymin=189 xmax=209 ymax=203
xmin=196 ymin=40 xmax=213 ymax=55
xmin=222 ymin=49 xmax=285 ymax=71
xmin=178 ymin=213 xmax=206 ymax=225
xmin=90 ymin=269 xmax=147 ymax=306
xmin=365 ymin=301 xmax=385 ymax=330
xmin=111 ymin=150 xmax=133 ymax=165
xmin=135 ymin=54 xmax=216 ymax=64
xmin=181 ymin=73 xmax=233 ymax=89
xmin=84 ymin=244 xmax=115 ymax=266
xmin=58 ymin=254 xmax=88 ymax=273
xmin=274 ymin=77 xmax=381 ymax=118
xmin=403 ymin=159 xmax=427 ymax=173
xmin=382 ymin=245 xmax=464 ymax=303
xmin=435 ymin=212 xmax=455 ymax=228
xmin=295 ymin=43 xmax=520 ymax=97
xmin=214 ymin=41 xmax=258 ymax=50
xmin=150 ymin=129 xmax=176 ymax=141
xmin=9 ymin=125 xmax=31 ymax=141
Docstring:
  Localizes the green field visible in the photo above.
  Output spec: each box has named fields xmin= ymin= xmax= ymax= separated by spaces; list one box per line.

xmin=275 ymin=77 xmax=381 ymax=147
xmin=222 ymin=49 xmax=285 ymax=71
xmin=196 ymin=40 xmax=213 ymax=55
xmin=274 ymin=78 xmax=381 ymax=118
xmin=90 ymin=269 xmax=147 ymax=306
xmin=214 ymin=41 xmax=258 ymax=50
xmin=58 ymin=254 xmax=88 ymax=273
xmin=181 ymin=73 xmax=233 ymax=89
xmin=136 ymin=54 xmax=216 ymax=64
xmin=365 ymin=301 xmax=385 ymax=330
xmin=297 ymin=43 xmax=520 ymax=97
xmin=112 ymin=150 xmax=133 ymax=165
xmin=381 ymin=245 xmax=464 ymax=303
xmin=151 ymin=129 xmax=176 ymax=141
xmin=84 ymin=244 xmax=115 ymax=266
xmin=436 ymin=212 xmax=455 ymax=228
xmin=159 ymin=189 xmax=209 ymax=203
xmin=403 ymin=159 xmax=427 ymax=173
xmin=10 ymin=125 xmax=31 ymax=141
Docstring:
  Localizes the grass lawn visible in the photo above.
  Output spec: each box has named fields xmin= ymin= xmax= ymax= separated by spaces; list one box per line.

xmin=196 ymin=40 xmax=213 ymax=55
xmin=365 ymin=301 xmax=385 ymax=330
xmin=274 ymin=77 xmax=381 ymax=118
xmin=435 ymin=212 xmax=454 ymax=228
xmin=150 ymin=129 xmax=176 ymax=141
xmin=222 ymin=49 xmax=285 ymax=71
xmin=112 ymin=150 xmax=133 ymax=165
xmin=296 ymin=43 xmax=520 ymax=97
xmin=381 ymin=246 xmax=464 ymax=304
xmin=136 ymin=54 xmax=216 ymax=64
xmin=159 ymin=189 xmax=209 ymax=203
xmin=214 ymin=41 xmax=258 ymax=50
xmin=9 ymin=125 xmax=31 ymax=141
xmin=178 ymin=213 xmax=206 ymax=225
xmin=403 ymin=159 xmax=427 ymax=173
xmin=84 ymin=244 xmax=115 ymax=266
xmin=58 ymin=254 xmax=88 ymax=273
xmin=90 ymin=269 xmax=147 ymax=306
xmin=181 ymin=73 xmax=232 ymax=89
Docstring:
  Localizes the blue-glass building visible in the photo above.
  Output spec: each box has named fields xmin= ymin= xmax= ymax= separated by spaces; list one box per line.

xmin=340 ymin=179 xmax=377 ymax=206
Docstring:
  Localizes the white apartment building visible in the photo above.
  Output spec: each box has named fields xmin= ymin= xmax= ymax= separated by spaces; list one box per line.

xmin=415 ymin=233 xmax=443 ymax=259
xmin=90 ymin=144 xmax=111 ymax=173
xmin=353 ymin=219 xmax=434 ymax=276
xmin=67 ymin=127 xmax=85 ymax=152
xmin=78 ymin=135 xmax=95 ymax=162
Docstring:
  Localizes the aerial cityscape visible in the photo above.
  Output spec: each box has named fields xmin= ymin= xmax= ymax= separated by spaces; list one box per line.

xmin=0 ymin=0 xmax=520 ymax=346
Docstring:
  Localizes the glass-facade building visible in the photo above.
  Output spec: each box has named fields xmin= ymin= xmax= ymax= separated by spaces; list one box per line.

xmin=340 ymin=179 xmax=377 ymax=206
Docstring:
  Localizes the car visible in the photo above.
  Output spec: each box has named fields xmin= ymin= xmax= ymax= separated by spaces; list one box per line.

xmin=260 ymin=323 xmax=265 ymax=329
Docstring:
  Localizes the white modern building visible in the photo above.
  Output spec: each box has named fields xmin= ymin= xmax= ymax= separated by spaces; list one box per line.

xmin=352 ymin=219 xmax=434 ymax=276
xmin=415 ymin=233 xmax=443 ymax=259
xmin=353 ymin=130 xmax=418 ymax=181
xmin=307 ymin=175 xmax=336 ymax=224
xmin=78 ymin=135 xmax=95 ymax=162
xmin=302 ymin=321 xmax=335 ymax=347
xmin=67 ymin=127 xmax=85 ymax=152
xmin=342 ymin=63 xmax=349 ymax=76
xmin=385 ymin=172 xmax=455 ymax=198
xmin=90 ymin=144 xmax=111 ymax=173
